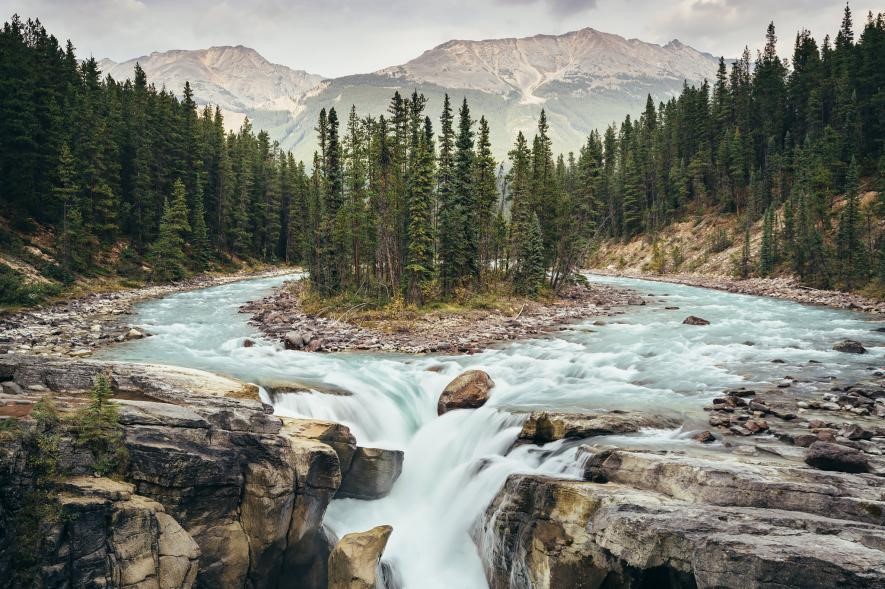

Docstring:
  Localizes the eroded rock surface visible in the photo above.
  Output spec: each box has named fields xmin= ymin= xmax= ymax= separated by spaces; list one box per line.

xmin=327 ymin=525 xmax=393 ymax=589
xmin=0 ymin=355 xmax=346 ymax=589
xmin=477 ymin=447 xmax=885 ymax=589
xmin=518 ymin=410 xmax=681 ymax=444
xmin=337 ymin=447 xmax=404 ymax=500
xmin=477 ymin=473 xmax=885 ymax=589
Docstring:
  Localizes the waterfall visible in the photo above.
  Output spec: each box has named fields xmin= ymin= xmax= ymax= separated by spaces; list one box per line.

xmin=102 ymin=272 xmax=885 ymax=588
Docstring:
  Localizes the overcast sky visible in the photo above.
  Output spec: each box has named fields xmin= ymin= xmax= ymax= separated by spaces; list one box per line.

xmin=2 ymin=0 xmax=878 ymax=77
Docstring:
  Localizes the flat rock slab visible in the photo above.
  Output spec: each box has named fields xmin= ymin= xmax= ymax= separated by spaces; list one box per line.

xmin=518 ymin=410 xmax=682 ymax=444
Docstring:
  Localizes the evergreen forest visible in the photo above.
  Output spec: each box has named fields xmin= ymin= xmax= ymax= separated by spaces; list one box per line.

xmin=0 ymin=7 xmax=883 ymax=307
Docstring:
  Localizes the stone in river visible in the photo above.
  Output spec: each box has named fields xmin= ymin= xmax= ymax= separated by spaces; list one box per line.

xmin=683 ymin=315 xmax=710 ymax=326
xmin=284 ymin=331 xmax=307 ymax=350
xmin=437 ymin=369 xmax=495 ymax=415
xmin=832 ymin=339 xmax=866 ymax=354
xmin=692 ymin=430 xmax=716 ymax=443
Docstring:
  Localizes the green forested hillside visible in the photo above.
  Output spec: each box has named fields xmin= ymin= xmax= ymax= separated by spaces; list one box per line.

xmin=1 ymin=7 xmax=882 ymax=309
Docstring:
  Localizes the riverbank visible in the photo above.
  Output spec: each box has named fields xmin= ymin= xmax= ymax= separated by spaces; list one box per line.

xmin=0 ymin=267 xmax=298 ymax=358
xmin=241 ymin=279 xmax=646 ymax=354
xmin=2 ymin=353 xmax=882 ymax=588
xmin=590 ymin=268 xmax=885 ymax=315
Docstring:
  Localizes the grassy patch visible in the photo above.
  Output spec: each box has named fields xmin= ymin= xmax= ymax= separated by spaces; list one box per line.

xmin=0 ymin=263 xmax=61 ymax=309
xmin=297 ymin=278 xmax=543 ymax=332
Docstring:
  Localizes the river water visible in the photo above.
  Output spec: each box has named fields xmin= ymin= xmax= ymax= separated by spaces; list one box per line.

xmin=100 ymin=273 xmax=885 ymax=588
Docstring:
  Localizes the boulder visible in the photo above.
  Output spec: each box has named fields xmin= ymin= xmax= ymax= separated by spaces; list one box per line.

xmin=476 ymin=474 xmax=885 ymax=589
xmin=833 ymin=339 xmax=867 ymax=354
xmin=285 ymin=331 xmax=307 ymax=350
xmin=839 ymin=424 xmax=874 ymax=441
xmin=125 ymin=328 xmax=145 ymax=340
xmin=281 ymin=417 xmax=357 ymax=474
xmin=304 ymin=337 xmax=325 ymax=353
xmin=691 ymin=430 xmax=715 ymax=443
xmin=338 ymin=447 xmax=404 ymax=500
xmin=805 ymin=441 xmax=870 ymax=473
xmin=328 ymin=525 xmax=393 ymax=589
xmin=518 ymin=410 xmax=681 ymax=444
xmin=682 ymin=315 xmax=710 ymax=325
xmin=437 ymin=369 xmax=495 ymax=415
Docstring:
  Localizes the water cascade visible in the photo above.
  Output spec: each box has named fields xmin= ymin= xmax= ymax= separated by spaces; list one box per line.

xmin=103 ymin=273 xmax=885 ymax=588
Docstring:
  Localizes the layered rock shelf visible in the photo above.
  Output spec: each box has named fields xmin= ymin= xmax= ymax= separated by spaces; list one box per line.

xmin=477 ymin=389 xmax=885 ymax=588
xmin=0 ymin=354 xmax=392 ymax=589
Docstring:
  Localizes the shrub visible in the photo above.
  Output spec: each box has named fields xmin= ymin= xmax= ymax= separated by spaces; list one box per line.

xmin=7 ymin=395 xmax=64 ymax=586
xmin=70 ymin=374 xmax=128 ymax=477
xmin=670 ymin=245 xmax=685 ymax=271
xmin=647 ymin=242 xmax=667 ymax=274
xmin=0 ymin=264 xmax=61 ymax=307
xmin=707 ymin=228 xmax=732 ymax=254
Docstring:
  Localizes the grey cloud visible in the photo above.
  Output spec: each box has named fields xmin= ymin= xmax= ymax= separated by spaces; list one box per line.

xmin=496 ymin=0 xmax=597 ymax=17
xmin=2 ymin=0 xmax=879 ymax=76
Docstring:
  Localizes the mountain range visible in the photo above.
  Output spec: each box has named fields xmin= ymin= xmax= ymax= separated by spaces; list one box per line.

xmin=100 ymin=28 xmax=720 ymax=161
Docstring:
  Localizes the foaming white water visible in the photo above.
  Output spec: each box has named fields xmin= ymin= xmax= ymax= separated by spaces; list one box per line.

xmin=101 ymin=272 xmax=885 ymax=588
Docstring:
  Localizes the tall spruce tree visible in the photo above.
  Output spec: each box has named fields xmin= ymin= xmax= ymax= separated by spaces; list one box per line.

xmin=836 ymin=157 xmax=867 ymax=287
xmin=150 ymin=179 xmax=191 ymax=282
xmin=405 ymin=117 xmax=436 ymax=304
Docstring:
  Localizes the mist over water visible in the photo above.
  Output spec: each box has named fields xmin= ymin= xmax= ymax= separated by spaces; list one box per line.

xmin=102 ymin=273 xmax=885 ymax=588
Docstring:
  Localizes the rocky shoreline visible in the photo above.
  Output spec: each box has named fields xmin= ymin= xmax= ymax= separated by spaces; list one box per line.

xmin=1 ymin=356 xmax=883 ymax=588
xmin=0 ymin=354 xmax=400 ymax=589
xmin=241 ymin=279 xmax=647 ymax=354
xmin=590 ymin=268 xmax=885 ymax=314
xmin=476 ymin=369 xmax=885 ymax=588
xmin=0 ymin=268 xmax=297 ymax=359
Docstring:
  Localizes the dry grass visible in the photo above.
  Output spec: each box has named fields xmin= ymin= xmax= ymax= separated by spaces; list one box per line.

xmin=297 ymin=280 xmax=540 ymax=333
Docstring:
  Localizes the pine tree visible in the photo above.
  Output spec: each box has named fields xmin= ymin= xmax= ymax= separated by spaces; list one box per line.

xmin=190 ymin=191 xmax=211 ymax=271
xmin=738 ymin=220 xmax=752 ymax=278
xmin=513 ymin=212 xmax=545 ymax=296
xmin=405 ymin=117 xmax=436 ymax=304
xmin=52 ymin=144 xmax=79 ymax=272
xmin=836 ymin=157 xmax=867 ymax=288
xmin=530 ymin=110 xmax=557 ymax=261
xmin=621 ymin=152 xmax=642 ymax=238
xmin=473 ymin=116 xmax=498 ymax=272
xmin=759 ymin=206 xmax=776 ymax=276
xmin=439 ymin=97 xmax=475 ymax=295
xmin=150 ymin=179 xmax=191 ymax=282
xmin=507 ymin=132 xmax=533 ymax=273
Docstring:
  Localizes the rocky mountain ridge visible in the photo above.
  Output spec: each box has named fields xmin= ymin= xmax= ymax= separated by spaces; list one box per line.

xmin=99 ymin=28 xmax=720 ymax=161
